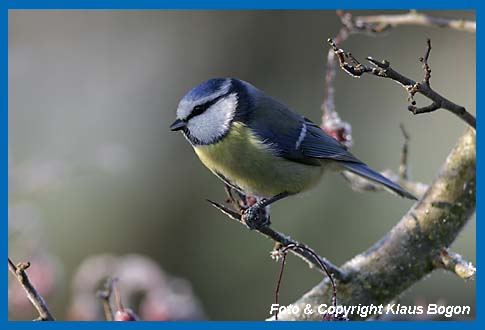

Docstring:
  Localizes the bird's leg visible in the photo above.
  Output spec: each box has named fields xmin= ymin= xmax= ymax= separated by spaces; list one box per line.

xmin=243 ymin=192 xmax=290 ymax=230
xmin=224 ymin=184 xmax=246 ymax=212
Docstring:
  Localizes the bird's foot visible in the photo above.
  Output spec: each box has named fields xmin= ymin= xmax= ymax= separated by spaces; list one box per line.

xmin=242 ymin=203 xmax=270 ymax=230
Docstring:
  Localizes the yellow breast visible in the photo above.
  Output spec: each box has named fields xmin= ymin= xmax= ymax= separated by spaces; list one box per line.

xmin=193 ymin=122 xmax=324 ymax=197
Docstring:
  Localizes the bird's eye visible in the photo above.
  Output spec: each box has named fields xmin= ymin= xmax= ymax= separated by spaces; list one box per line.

xmin=192 ymin=105 xmax=206 ymax=116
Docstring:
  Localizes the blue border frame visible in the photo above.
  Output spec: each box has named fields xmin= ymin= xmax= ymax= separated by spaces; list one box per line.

xmin=1 ymin=0 xmax=480 ymax=9
xmin=4 ymin=0 xmax=480 ymax=328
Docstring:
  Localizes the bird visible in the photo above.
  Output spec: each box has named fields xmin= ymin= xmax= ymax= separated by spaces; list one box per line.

xmin=170 ymin=78 xmax=416 ymax=228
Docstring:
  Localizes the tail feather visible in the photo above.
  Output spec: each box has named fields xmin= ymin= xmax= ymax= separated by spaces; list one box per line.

xmin=342 ymin=162 xmax=417 ymax=200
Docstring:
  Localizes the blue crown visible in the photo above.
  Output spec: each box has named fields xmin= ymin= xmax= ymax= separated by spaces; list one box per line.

xmin=182 ymin=78 xmax=230 ymax=103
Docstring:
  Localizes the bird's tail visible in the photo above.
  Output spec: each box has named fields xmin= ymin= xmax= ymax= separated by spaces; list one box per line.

xmin=341 ymin=161 xmax=417 ymax=200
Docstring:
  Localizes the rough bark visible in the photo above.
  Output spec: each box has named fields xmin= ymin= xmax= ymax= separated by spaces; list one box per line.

xmin=276 ymin=127 xmax=475 ymax=320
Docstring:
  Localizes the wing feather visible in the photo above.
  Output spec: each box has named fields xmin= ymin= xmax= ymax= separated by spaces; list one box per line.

xmin=300 ymin=120 xmax=361 ymax=163
xmin=244 ymin=87 xmax=361 ymax=165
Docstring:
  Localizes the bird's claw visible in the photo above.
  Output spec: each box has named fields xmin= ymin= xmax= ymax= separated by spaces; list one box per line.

xmin=242 ymin=205 xmax=270 ymax=230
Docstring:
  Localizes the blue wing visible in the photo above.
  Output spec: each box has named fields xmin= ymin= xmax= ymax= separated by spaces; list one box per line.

xmin=244 ymin=88 xmax=360 ymax=166
xmin=342 ymin=162 xmax=417 ymax=199
xmin=242 ymin=83 xmax=415 ymax=199
xmin=299 ymin=119 xmax=361 ymax=163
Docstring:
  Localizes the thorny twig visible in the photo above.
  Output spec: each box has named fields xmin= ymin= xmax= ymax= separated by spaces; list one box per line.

xmin=8 ymin=258 xmax=55 ymax=321
xmin=208 ymin=186 xmax=349 ymax=282
xmin=327 ymin=38 xmax=476 ymax=129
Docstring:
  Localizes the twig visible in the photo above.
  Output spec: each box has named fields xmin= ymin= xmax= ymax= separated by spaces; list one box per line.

xmin=355 ymin=10 xmax=476 ymax=33
xmin=392 ymin=124 xmax=429 ymax=197
xmin=320 ymin=12 xmax=355 ymax=147
xmin=322 ymin=10 xmax=476 ymax=146
xmin=112 ymin=279 xmax=139 ymax=321
xmin=207 ymin=193 xmax=349 ymax=282
xmin=328 ymin=38 xmax=476 ymax=129
xmin=323 ymin=12 xmax=426 ymax=197
xmin=274 ymin=247 xmax=288 ymax=321
xmin=96 ymin=277 xmax=115 ymax=321
xmin=436 ymin=248 xmax=476 ymax=280
xmin=274 ymin=244 xmax=339 ymax=321
xmin=398 ymin=124 xmax=410 ymax=180
xmin=420 ymin=39 xmax=432 ymax=86
xmin=8 ymin=258 xmax=55 ymax=321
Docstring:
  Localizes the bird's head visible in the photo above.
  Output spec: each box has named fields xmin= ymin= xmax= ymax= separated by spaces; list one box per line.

xmin=171 ymin=78 xmax=251 ymax=145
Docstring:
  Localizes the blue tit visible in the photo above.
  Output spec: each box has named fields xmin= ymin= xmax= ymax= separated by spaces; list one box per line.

xmin=170 ymin=78 xmax=416 ymax=227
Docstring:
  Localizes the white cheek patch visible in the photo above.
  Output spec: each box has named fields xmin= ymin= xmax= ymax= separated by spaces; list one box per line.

xmin=186 ymin=93 xmax=238 ymax=144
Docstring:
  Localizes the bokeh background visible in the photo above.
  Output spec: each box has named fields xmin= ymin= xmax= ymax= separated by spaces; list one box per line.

xmin=8 ymin=10 xmax=475 ymax=320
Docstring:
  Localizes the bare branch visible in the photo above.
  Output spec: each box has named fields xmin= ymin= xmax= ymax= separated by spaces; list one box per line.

xmin=207 ymin=191 xmax=349 ymax=282
xmin=398 ymin=124 xmax=410 ymax=180
xmin=8 ymin=258 xmax=55 ymax=321
xmin=275 ymin=10 xmax=475 ymax=321
xmin=436 ymin=248 xmax=476 ymax=280
xmin=321 ymin=39 xmax=353 ymax=148
xmin=420 ymin=38 xmax=432 ymax=86
xmin=321 ymin=10 xmax=476 ymax=151
xmin=355 ymin=10 xmax=476 ymax=33
xmin=322 ymin=12 xmax=428 ymax=198
xmin=277 ymin=128 xmax=475 ymax=320
xmin=328 ymin=38 xmax=476 ymax=129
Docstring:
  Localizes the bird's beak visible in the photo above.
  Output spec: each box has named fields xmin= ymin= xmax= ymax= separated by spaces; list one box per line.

xmin=170 ymin=118 xmax=186 ymax=131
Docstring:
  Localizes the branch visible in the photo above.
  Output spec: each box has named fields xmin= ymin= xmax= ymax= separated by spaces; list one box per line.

xmin=276 ymin=127 xmax=475 ymax=320
xmin=208 ymin=190 xmax=349 ymax=282
xmin=271 ymin=10 xmax=475 ymax=321
xmin=398 ymin=124 xmax=410 ymax=180
xmin=355 ymin=10 xmax=476 ymax=34
xmin=321 ymin=11 xmax=433 ymax=198
xmin=436 ymin=248 xmax=476 ymax=280
xmin=320 ymin=13 xmax=354 ymax=148
xmin=8 ymin=258 xmax=55 ymax=321
xmin=328 ymin=38 xmax=476 ymax=129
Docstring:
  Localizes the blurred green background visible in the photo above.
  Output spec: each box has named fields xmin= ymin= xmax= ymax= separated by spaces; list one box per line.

xmin=8 ymin=10 xmax=475 ymax=320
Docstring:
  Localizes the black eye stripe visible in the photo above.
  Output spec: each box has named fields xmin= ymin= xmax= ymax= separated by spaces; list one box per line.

xmin=191 ymin=105 xmax=206 ymax=117
xmin=186 ymin=93 xmax=229 ymax=121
